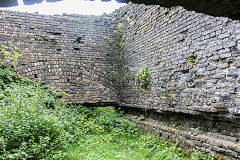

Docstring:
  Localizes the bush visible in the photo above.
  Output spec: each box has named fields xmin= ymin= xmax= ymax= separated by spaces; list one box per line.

xmin=0 ymin=37 xmax=22 ymax=67
xmin=0 ymin=84 xmax=68 ymax=159
xmin=0 ymin=64 xmax=212 ymax=160
xmin=0 ymin=64 xmax=140 ymax=159
xmin=0 ymin=65 xmax=69 ymax=159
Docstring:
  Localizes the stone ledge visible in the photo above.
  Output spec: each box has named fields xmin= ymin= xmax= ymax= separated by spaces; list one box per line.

xmin=128 ymin=115 xmax=240 ymax=159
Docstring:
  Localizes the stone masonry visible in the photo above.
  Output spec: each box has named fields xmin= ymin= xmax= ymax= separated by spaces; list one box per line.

xmin=0 ymin=3 xmax=240 ymax=158
xmin=112 ymin=4 xmax=240 ymax=159
xmin=114 ymin=4 xmax=240 ymax=125
xmin=0 ymin=10 xmax=119 ymax=105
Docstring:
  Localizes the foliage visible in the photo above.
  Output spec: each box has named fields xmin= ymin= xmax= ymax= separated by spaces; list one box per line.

xmin=49 ymin=35 xmax=56 ymax=39
xmin=112 ymin=19 xmax=151 ymax=90
xmin=0 ymin=64 xmax=217 ymax=160
xmin=0 ymin=37 xmax=22 ymax=67
xmin=0 ymin=65 xmax=67 ymax=159
xmin=35 ymin=31 xmax=48 ymax=43
xmin=131 ymin=66 xmax=151 ymax=90
xmin=0 ymin=64 xmax=139 ymax=159
xmin=112 ymin=20 xmax=128 ymax=83
xmin=64 ymin=132 xmax=214 ymax=160
xmin=189 ymin=56 xmax=198 ymax=63
xmin=0 ymin=86 xmax=67 ymax=159
xmin=114 ymin=22 xmax=125 ymax=66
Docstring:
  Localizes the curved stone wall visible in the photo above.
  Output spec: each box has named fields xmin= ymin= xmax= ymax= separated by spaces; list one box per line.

xmin=0 ymin=4 xmax=240 ymax=158
xmin=1 ymin=0 xmax=239 ymax=19
xmin=0 ymin=10 xmax=119 ymax=104
xmin=112 ymin=4 xmax=240 ymax=159
xmin=114 ymin=4 xmax=240 ymax=123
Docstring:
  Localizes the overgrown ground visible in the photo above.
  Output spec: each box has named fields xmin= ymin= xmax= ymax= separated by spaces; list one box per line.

xmin=0 ymin=64 xmax=217 ymax=159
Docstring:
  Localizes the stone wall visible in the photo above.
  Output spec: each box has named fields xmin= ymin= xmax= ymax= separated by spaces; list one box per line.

xmin=124 ymin=107 xmax=240 ymax=159
xmin=0 ymin=10 xmax=119 ymax=104
xmin=1 ymin=4 xmax=240 ymax=158
xmin=1 ymin=0 xmax=240 ymax=20
xmin=113 ymin=4 xmax=240 ymax=123
xmin=112 ymin=4 xmax=240 ymax=159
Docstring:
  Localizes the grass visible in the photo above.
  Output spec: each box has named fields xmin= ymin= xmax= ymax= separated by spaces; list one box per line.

xmin=0 ymin=63 xmax=216 ymax=160
xmin=65 ymin=135 xmax=181 ymax=160
xmin=64 ymin=132 xmax=213 ymax=160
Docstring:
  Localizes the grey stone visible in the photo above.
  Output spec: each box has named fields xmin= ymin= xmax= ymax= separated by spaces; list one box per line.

xmin=220 ymin=92 xmax=231 ymax=99
xmin=218 ymin=33 xmax=230 ymax=39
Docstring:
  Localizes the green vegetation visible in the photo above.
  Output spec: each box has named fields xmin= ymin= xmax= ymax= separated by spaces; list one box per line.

xmin=0 ymin=64 xmax=139 ymax=159
xmin=0 ymin=37 xmax=22 ymax=67
xmin=112 ymin=20 xmax=128 ymax=83
xmin=35 ymin=31 xmax=48 ymax=43
xmin=49 ymin=35 xmax=56 ymax=39
xmin=114 ymin=22 xmax=125 ymax=66
xmin=0 ymin=63 xmax=215 ymax=160
xmin=90 ymin=43 xmax=96 ymax=48
xmin=189 ymin=56 xmax=198 ymax=63
xmin=112 ymin=20 xmax=151 ymax=91
xmin=131 ymin=66 xmax=151 ymax=90
xmin=65 ymin=133 xmax=211 ymax=160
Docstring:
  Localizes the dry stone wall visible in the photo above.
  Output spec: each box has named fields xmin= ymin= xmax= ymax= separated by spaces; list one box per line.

xmin=0 ymin=10 xmax=119 ymax=104
xmin=112 ymin=4 xmax=240 ymax=158
xmin=1 ymin=4 xmax=240 ymax=158
xmin=113 ymin=4 xmax=240 ymax=123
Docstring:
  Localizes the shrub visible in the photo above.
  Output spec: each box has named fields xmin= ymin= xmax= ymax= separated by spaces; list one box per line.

xmin=0 ymin=84 xmax=68 ymax=159
xmin=131 ymin=66 xmax=151 ymax=90
xmin=0 ymin=64 xmax=140 ymax=159
xmin=0 ymin=64 xmax=212 ymax=160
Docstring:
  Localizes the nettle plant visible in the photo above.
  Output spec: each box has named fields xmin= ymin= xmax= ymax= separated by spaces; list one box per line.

xmin=0 ymin=37 xmax=22 ymax=67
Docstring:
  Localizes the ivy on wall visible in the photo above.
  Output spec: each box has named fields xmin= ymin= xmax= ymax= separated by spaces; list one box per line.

xmin=112 ymin=17 xmax=151 ymax=90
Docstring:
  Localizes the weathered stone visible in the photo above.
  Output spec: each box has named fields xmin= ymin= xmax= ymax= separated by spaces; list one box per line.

xmin=1 ymin=4 xmax=240 ymax=158
xmin=223 ymin=41 xmax=236 ymax=48
xmin=220 ymin=92 xmax=231 ymax=99
xmin=2 ymin=0 xmax=240 ymax=19
xmin=220 ymin=53 xmax=232 ymax=59
xmin=0 ymin=10 xmax=119 ymax=105
xmin=218 ymin=33 xmax=231 ymax=39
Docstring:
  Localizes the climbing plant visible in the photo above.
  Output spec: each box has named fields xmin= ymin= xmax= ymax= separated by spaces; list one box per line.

xmin=115 ymin=21 xmax=125 ymax=66
xmin=112 ymin=18 xmax=151 ymax=90
xmin=189 ymin=56 xmax=198 ymax=63
xmin=35 ymin=31 xmax=48 ymax=43
xmin=112 ymin=18 xmax=127 ymax=83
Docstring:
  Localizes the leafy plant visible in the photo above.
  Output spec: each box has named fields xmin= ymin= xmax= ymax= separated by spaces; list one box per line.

xmin=112 ymin=71 xmax=119 ymax=78
xmin=132 ymin=66 xmax=151 ymax=90
xmin=49 ymin=35 xmax=56 ymax=39
xmin=90 ymin=43 xmax=96 ymax=48
xmin=0 ymin=64 xmax=140 ymax=159
xmin=117 ymin=22 xmax=123 ymax=32
xmin=0 ymin=37 xmax=22 ymax=67
xmin=112 ymin=20 xmax=128 ymax=83
xmin=189 ymin=56 xmax=198 ymax=63
xmin=0 ymin=64 xmax=219 ymax=160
